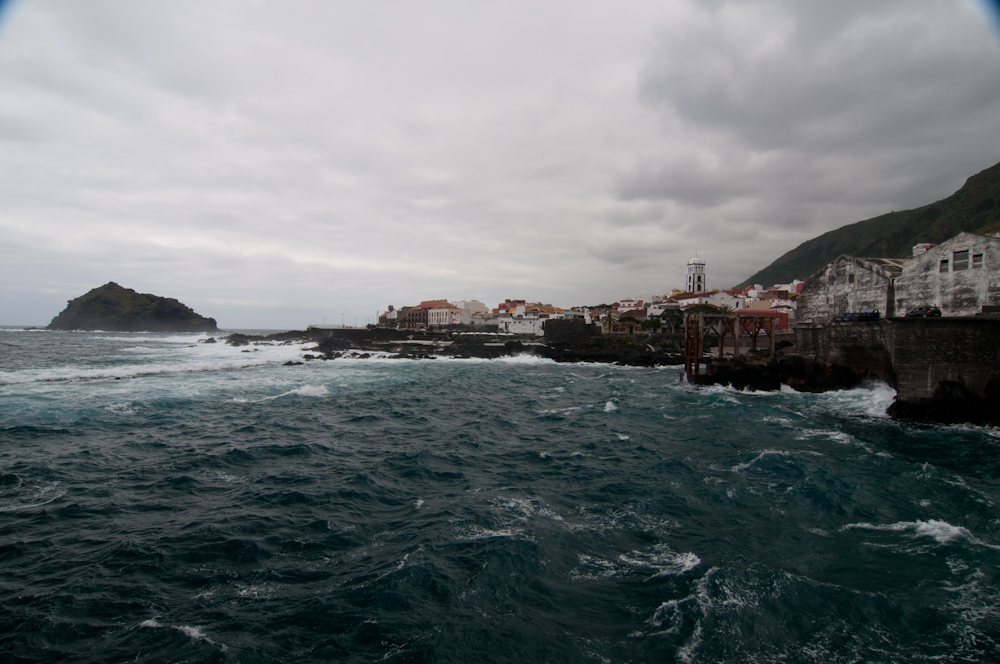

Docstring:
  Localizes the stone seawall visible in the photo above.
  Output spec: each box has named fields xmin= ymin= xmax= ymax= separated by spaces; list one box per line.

xmin=886 ymin=318 xmax=1000 ymax=424
xmin=796 ymin=321 xmax=894 ymax=383
xmin=798 ymin=318 xmax=1000 ymax=425
xmin=699 ymin=318 xmax=1000 ymax=425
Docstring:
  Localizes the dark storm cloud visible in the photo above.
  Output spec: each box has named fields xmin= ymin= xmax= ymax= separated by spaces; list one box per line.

xmin=617 ymin=0 xmax=1000 ymax=222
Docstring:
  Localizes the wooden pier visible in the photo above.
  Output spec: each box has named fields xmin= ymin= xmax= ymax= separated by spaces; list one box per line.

xmin=683 ymin=312 xmax=776 ymax=381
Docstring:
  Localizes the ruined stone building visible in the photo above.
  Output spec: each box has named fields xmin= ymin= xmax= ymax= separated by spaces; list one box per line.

xmin=796 ymin=256 xmax=907 ymax=323
xmin=893 ymin=232 xmax=1000 ymax=316
xmin=795 ymin=232 xmax=1000 ymax=323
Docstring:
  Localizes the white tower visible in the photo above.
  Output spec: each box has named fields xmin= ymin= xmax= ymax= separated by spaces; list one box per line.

xmin=686 ymin=255 xmax=706 ymax=293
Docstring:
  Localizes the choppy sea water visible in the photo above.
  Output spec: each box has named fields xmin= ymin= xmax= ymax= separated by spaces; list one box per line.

xmin=1 ymin=328 xmax=999 ymax=663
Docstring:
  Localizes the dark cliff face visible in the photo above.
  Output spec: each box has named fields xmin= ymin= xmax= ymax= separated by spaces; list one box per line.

xmin=47 ymin=282 xmax=218 ymax=332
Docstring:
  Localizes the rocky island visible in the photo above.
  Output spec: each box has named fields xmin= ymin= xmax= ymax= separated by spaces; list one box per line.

xmin=47 ymin=282 xmax=218 ymax=332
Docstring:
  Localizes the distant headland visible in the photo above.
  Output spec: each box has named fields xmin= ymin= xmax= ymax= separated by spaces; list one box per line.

xmin=47 ymin=282 xmax=218 ymax=332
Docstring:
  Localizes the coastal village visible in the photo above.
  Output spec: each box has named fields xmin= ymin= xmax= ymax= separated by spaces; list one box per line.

xmin=311 ymin=230 xmax=999 ymax=427
xmin=369 ymin=230 xmax=1000 ymax=336
xmin=372 ymin=257 xmax=803 ymax=337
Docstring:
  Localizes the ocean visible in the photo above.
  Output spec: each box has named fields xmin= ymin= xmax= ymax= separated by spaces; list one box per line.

xmin=1 ymin=328 xmax=999 ymax=663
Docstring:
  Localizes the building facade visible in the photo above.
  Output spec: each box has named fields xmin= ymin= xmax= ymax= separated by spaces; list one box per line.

xmin=796 ymin=233 xmax=1000 ymax=323
xmin=796 ymin=256 xmax=907 ymax=323
xmin=405 ymin=299 xmax=452 ymax=328
xmin=893 ymin=233 xmax=1000 ymax=316
xmin=497 ymin=317 xmax=545 ymax=336
xmin=427 ymin=306 xmax=462 ymax=327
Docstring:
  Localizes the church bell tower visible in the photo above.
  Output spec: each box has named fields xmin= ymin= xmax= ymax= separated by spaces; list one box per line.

xmin=686 ymin=255 xmax=706 ymax=293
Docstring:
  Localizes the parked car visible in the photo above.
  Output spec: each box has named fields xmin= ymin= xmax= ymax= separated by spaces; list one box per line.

xmin=904 ymin=306 xmax=942 ymax=318
xmin=836 ymin=308 xmax=880 ymax=322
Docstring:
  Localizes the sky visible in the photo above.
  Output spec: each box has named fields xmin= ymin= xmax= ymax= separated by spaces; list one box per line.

xmin=2 ymin=1 xmax=1000 ymax=329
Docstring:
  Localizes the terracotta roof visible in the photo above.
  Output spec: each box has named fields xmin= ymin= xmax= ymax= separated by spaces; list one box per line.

xmin=412 ymin=299 xmax=453 ymax=310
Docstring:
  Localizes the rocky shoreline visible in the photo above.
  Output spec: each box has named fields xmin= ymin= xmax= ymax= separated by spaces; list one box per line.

xmin=218 ymin=328 xmax=685 ymax=367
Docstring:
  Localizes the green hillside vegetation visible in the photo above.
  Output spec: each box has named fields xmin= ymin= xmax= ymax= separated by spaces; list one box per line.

xmin=739 ymin=160 xmax=1000 ymax=288
xmin=48 ymin=282 xmax=218 ymax=332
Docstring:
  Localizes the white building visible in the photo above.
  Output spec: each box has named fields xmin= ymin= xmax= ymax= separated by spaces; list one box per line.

xmin=497 ymin=318 xmax=545 ymax=336
xmin=648 ymin=302 xmax=681 ymax=317
xmin=672 ymin=292 xmax=713 ymax=308
xmin=427 ymin=306 xmax=463 ymax=327
xmin=455 ymin=300 xmax=488 ymax=316
xmin=617 ymin=298 xmax=645 ymax=312
xmin=707 ymin=290 xmax=744 ymax=310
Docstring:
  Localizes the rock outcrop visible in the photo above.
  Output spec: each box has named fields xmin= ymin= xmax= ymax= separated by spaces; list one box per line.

xmin=47 ymin=282 xmax=218 ymax=332
xmin=224 ymin=328 xmax=686 ymax=367
xmin=539 ymin=337 xmax=682 ymax=366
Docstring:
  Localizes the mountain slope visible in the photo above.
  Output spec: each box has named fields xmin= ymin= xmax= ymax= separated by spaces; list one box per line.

xmin=739 ymin=160 xmax=1000 ymax=287
xmin=48 ymin=282 xmax=218 ymax=332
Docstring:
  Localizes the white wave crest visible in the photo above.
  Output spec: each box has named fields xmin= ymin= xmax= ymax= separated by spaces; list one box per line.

xmin=139 ymin=619 xmax=224 ymax=650
xmin=493 ymin=354 xmax=556 ymax=365
xmin=1 ymin=345 xmax=315 ymax=386
xmin=604 ymin=401 xmax=617 ymax=412
xmin=493 ymin=495 xmax=564 ymax=522
xmin=574 ymin=544 xmax=700 ymax=580
xmin=104 ymin=402 xmax=138 ymax=415
xmin=457 ymin=525 xmax=527 ymax=541
xmin=536 ymin=405 xmax=586 ymax=416
xmin=0 ymin=483 xmax=66 ymax=513
xmin=812 ymin=382 xmax=897 ymax=419
xmin=841 ymin=519 xmax=971 ymax=544
xmin=96 ymin=333 xmax=212 ymax=344
xmin=289 ymin=384 xmax=329 ymax=397
xmin=730 ymin=449 xmax=793 ymax=472
xmin=234 ymin=384 xmax=330 ymax=403
xmin=177 ymin=625 xmax=208 ymax=641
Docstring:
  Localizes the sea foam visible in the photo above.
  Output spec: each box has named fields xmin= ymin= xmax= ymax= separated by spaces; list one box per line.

xmin=841 ymin=519 xmax=970 ymax=544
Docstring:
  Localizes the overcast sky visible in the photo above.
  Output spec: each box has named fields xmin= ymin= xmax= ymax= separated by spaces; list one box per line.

xmin=2 ymin=1 xmax=1000 ymax=328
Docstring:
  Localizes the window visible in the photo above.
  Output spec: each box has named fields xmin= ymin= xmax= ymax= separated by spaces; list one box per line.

xmin=973 ymin=253 xmax=984 ymax=269
xmin=940 ymin=259 xmax=949 ymax=273
xmin=953 ymin=250 xmax=969 ymax=271
xmin=848 ymin=274 xmax=855 ymax=284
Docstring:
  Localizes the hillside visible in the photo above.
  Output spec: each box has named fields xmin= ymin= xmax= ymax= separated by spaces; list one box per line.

xmin=47 ymin=282 xmax=218 ymax=332
xmin=739 ymin=160 xmax=1000 ymax=287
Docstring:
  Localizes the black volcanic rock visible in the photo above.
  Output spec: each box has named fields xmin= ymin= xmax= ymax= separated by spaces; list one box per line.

xmin=47 ymin=282 xmax=218 ymax=332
